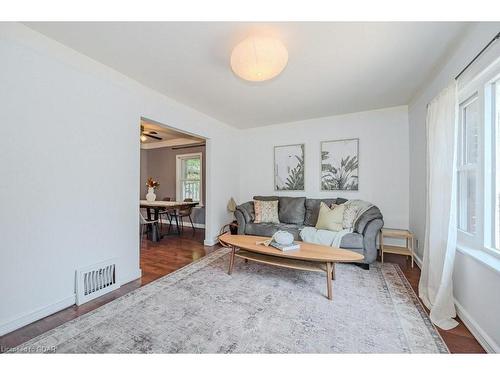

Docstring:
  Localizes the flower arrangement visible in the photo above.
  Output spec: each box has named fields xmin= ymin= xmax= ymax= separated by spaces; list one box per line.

xmin=146 ymin=177 xmax=160 ymax=189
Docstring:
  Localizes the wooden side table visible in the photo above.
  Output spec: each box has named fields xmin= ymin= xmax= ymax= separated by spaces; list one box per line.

xmin=380 ymin=228 xmax=415 ymax=268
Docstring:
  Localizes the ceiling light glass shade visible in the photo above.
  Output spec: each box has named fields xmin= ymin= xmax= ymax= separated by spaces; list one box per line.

xmin=140 ymin=134 xmax=147 ymax=142
xmin=230 ymin=36 xmax=288 ymax=82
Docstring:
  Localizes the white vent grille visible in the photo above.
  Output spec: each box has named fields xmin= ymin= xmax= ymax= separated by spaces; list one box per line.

xmin=75 ymin=259 xmax=120 ymax=305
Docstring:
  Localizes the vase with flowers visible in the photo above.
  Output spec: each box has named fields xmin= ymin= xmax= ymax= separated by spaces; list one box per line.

xmin=146 ymin=177 xmax=160 ymax=202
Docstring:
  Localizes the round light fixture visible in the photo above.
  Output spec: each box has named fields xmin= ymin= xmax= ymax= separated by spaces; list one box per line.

xmin=230 ymin=36 xmax=288 ymax=82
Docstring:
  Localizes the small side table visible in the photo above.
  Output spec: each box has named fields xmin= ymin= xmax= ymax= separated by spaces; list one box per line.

xmin=380 ymin=228 xmax=415 ymax=268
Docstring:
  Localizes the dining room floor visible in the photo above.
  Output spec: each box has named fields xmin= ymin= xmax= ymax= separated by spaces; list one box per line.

xmin=140 ymin=226 xmax=217 ymax=285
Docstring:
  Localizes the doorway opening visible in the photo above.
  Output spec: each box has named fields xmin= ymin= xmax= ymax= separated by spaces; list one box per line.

xmin=139 ymin=117 xmax=214 ymax=284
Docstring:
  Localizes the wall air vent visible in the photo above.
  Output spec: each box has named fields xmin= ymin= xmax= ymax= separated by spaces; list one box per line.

xmin=75 ymin=258 xmax=120 ymax=305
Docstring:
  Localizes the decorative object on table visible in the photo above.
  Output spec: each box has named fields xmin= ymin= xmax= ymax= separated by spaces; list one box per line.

xmin=273 ymin=230 xmax=294 ymax=245
xmin=255 ymin=230 xmax=296 ymax=249
xmin=145 ymin=177 xmax=160 ymax=202
xmin=321 ymin=138 xmax=359 ymax=191
xmin=274 ymin=144 xmax=305 ymax=191
xmin=253 ymin=199 xmax=279 ymax=224
xmin=380 ymin=228 xmax=415 ymax=268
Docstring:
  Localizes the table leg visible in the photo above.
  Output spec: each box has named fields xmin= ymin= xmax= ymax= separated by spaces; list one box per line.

xmin=411 ymin=236 xmax=414 ymax=268
xmin=175 ymin=211 xmax=181 ymax=235
xmin=148 ymin=208 xmax=160 ymax=242
xmin=380 ymin=231 xmax=384 ymax=264
xmin=332 ymin=262 xmax=336 ymax=280
xmin=228 ymin=246 xmax=236 ymax=275
xmin=326 ymin=262 xmax=333 ymax=300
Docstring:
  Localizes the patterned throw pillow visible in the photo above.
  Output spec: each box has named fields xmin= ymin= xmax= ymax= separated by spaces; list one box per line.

xmin=254 ymin=200 xmax=279 ymax=224
xmin=315 ymin=202 xmax=345 ymax=231
xmin=342 ymin=201 xmax=359 ymax=230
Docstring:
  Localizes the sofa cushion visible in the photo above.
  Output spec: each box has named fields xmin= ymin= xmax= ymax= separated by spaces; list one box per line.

xmin=254 ymin=200 xmax=279 ymax=224
xmin=245 ymin=223 xmax=302 ymax=240
xmin=315 ymin=202 xmax=345 ymax=231
xmin=278 ymin=196 xmax=306 ymax=224
xmin=304 ymin=198 xmax=337 ymax=226
xmin=339 ymin=232 xmax=364 ymax=249
xmin=237 ymin=201 xmax=255 ymax=222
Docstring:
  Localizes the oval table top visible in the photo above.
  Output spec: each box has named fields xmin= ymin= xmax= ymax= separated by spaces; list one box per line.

xmin=219 ymin=233 xmax=364 ymax=263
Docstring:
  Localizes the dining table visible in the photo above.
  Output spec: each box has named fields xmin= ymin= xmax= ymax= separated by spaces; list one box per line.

xmin=140 ymin=200 xmax=198 ymax=242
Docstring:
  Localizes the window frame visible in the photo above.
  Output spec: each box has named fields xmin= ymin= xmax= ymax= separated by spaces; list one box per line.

xmin=175 ymin=152 xmax=203 ymax=205
xmin=457 ymin=93 xmax=480 ymax=242
xmin=457 ymin=62 xmax=500 ymax=257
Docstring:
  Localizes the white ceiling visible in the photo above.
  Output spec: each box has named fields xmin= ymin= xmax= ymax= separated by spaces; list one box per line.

xmin=25 ymin=22 xmax=471 ymax=129
xmin=140 ymin=118 xmax=204 ymax=148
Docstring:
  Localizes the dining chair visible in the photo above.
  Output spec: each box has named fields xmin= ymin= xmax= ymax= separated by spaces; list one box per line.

xmin=158 ymin=197 xmax=173 ymax=233
xmin=140 ymin=212 xmax=159 ymax=245
xmin=169 ymin=198 xmax=195 ymax=234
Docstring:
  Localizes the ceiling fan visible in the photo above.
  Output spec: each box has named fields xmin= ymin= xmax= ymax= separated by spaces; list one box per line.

xmin=140 ymin=125 xmax=162 ymax=142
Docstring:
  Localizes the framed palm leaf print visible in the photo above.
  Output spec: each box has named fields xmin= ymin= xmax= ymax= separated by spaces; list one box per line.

xmin=274 ymin=144 xmax=305 ymax=191
xmin=321 ymin=138 xmax=359 ymax=191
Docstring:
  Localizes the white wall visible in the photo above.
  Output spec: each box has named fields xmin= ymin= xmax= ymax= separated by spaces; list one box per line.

xmin=408 ymin=22 xmax=500 ymax=352
xmin=0 ymin=23 xmax=239 ymax=335
xmin=238 ymin=106 xmax=410 ymax=230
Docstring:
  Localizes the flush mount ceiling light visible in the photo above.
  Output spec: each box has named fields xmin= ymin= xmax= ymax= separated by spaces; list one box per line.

xmin=230 ymin=36 xmax=288 ymax=82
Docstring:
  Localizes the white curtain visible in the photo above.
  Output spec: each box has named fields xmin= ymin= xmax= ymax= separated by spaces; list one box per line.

xmin=418 ymin=82 xmax=459 ymax=330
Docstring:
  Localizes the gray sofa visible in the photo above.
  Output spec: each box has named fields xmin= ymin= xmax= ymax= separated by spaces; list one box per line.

xmin=234 ymin=196 xmax=384 ymax=267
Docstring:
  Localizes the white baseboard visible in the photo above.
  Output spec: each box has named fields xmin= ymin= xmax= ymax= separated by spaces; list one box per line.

xmin=181 ymin=221 xmax=205 ymax=229
xmin=159 ymin=219 xmax=205 ymax=229
xmin=121 ymin=268 xmax=142 ymax=284
xmin=411 ymin=252 xmax=497 ymax=353
xmin=0 ymin=267 xmax=143 ymax=337
xmin=455 ymin=299 xmax=499 ymax=353
xmin=204 ymin=237 xmax=218 ymax=246
xmin=0 ymin=295 xmax=76 ymax=336
xmin=413 ymin=253 xmax=423 ymax=269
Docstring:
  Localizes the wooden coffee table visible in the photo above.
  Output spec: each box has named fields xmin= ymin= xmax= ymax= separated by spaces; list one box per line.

xmin=219 ymin=233 xmax=364 ymax=300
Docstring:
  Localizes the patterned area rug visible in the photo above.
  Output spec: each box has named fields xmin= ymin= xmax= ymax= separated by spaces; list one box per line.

xmin=13 ymin=249 xmax=448 ymax=353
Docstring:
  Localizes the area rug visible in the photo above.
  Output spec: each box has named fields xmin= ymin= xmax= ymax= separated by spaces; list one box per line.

xmin=13 ymin=249 xmax=448 ymax=353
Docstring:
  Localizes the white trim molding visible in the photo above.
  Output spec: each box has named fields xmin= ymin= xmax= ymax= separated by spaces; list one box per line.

xmin=0 ymin=267 xmax=142 ymax=337
xmin=204 ymin=237 xmax=218 ymax=246
xmin=455 ymin=299 xmax=499 ymax=353
xmin=140 ymin=138 xmax=202 ymax=150
xmin=0 ymin=295 xmax=76 ymax=336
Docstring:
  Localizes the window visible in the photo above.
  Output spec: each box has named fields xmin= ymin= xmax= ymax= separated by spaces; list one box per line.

xmin=457 ymin=60 xmax=500 ymax=256
xmin=494 ymin=81 xmax=500 ymax=250
xmin=457 ymin=95 xmax=479 ymax=235
xmin=176 ymin=153 xmax=202 ymax=204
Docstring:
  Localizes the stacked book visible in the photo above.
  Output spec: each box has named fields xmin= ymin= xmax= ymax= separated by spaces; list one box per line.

xmin=269 ymin=241 xmax=300 ymax=251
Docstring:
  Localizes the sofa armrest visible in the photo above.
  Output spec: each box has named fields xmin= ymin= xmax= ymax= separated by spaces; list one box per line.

xmin=362 ymin=218 xmax=384 ymax=263
xmin=234 ymin=209 xmax=246 ymax=235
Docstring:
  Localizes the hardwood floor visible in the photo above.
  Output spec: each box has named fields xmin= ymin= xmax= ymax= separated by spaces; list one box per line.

xmin=0 ymin=230 xmax=485 ymax=353
xmin=382 ymin=252 xmax=485 ymax=353
xmin=0 ymin=228 xmax=216 ymax=353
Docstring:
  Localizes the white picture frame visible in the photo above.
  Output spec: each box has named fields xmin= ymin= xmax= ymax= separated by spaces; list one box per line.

xmin=274 ymin=144 xmax=305 ymax=191
xmin=320 ymin=138 xmax=359 ymax=191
